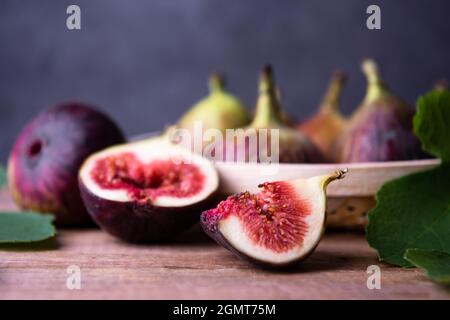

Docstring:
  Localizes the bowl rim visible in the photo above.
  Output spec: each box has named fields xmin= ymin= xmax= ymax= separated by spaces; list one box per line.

xmin=214 ymin=158 xmax=439 ymax=169
xmin=130 ymin=132 xmax=439 ymax=169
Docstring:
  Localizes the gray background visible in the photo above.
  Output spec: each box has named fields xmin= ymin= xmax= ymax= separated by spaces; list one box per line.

xmin=1 ymin=0 xmax=449 ymax=162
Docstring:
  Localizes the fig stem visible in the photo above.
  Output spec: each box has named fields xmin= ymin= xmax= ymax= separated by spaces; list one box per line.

xmin=251 ymin=65 xmax=284 ymax=127
xmin=259 ymin=65 xmax=275 ymax=94
xmin=362 ymin=59 xmax=390 ymax=104
xmin=320 ymin=168 xmax=348 ymax=189
xmin=208 ymin=73 xmax=226 ymax=93
xmin=320 ymin=71 xmax=346 ymax=113
xmin=275 ymin=87 xmax=282 ymax=103
xmin=333 ymin=168 xmax=348 ymax=179
xmin=433 ymin=79 xmax=449 ymax=92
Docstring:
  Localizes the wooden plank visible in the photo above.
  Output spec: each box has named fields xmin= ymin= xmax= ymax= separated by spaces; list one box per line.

xmin=1 ymin=229 xmax=448 ymax=299
xmin=0 ymin=189 xmax=449 ymax=299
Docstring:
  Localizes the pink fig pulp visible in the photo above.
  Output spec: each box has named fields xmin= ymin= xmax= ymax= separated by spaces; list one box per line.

xmin=201 ymin=169 xmax=347 ymax=268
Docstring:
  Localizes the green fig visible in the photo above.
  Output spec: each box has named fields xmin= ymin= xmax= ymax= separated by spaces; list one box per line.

xmin=178 ymin=73 xmax=249 ymax=132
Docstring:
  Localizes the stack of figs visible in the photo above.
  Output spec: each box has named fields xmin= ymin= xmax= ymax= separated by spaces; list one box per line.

xmin=178 ymin=59 xmax=428 ymax=164
xmin=6 ymin=59 xmax=432 ymax=269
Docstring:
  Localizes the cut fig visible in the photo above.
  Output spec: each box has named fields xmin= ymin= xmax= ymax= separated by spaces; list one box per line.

xmin=201 ymin=169 xmax=347 ymax=268
xmin=79 ymin=137 xmax=219 ymax=243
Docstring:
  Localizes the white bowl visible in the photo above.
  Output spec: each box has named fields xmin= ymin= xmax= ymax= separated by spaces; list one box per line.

xmin=215 ymin=159 xmax=439 ymax=229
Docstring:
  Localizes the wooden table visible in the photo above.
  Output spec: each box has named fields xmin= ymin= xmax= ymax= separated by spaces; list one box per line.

xmin=0 ymin=188 xmax=448 ymax=300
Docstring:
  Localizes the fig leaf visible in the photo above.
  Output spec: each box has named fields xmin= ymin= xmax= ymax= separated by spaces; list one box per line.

xmin=0 ymin=212 xmax=56 ymax=243
xmin=0 ymin=165 xmax=6 ymax=188
xmin=367 ymin=89 xmax=450 ymax=268
xmin=414 ymin=89 xmax=450 ymax=162
xmin=404 ymin=249 xmax=450 ymax=284
xmin=367 ymin=164 xmax=450 ymax=267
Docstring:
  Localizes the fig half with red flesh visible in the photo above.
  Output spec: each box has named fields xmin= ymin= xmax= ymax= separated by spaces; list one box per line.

xmin=79 ymin=137 xmax=219 ymax=243
xmin=201 ymin=169 xmax=347 ymax=268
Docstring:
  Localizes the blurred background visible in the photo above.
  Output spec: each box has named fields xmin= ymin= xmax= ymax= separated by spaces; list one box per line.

xmin=1 ymin=0 xmax=449 ymax=162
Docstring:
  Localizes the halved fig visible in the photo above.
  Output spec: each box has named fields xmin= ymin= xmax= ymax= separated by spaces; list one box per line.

xmin=201 ymin=169 xmax=347 ymax=268
xmin=79 ymin=137 xmax=219 ymax=243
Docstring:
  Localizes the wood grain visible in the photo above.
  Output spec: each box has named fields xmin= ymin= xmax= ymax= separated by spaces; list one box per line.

xmin=0 ymin=188 xmax=449 ymax=300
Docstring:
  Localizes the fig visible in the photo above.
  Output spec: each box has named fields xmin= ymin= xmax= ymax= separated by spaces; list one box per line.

xmin=201 ymin=169 xmax=347 ymax=268
xmin=78 ymin=136 xmax=219 ymax=243
xmin=178 ymin=73 xmax=249 ymax=132
xmin=219 ymin=65 xmax=323 ymax=163
xmin=298 ymin=71 xmax=347 ymax=162
xmin=433 ymin=79 xmax=449 ymax=92
xmin=275 ymin=87 xmax=297 ymax=126
xmin=340 ymin=59 xmax=427 ymax=162
xmin=8 ymin=102 xmax=125 ymax=226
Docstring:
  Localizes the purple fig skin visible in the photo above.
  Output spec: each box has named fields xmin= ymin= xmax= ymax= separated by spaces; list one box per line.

xmin=219 ymin=128 xmax=324 ymax=164
xmin=341 ymin=59 xmax=429 ymax=163
xmin=341 ymin=97 xmax=428 ymax=162
xmin=8 ymin=102 xmax=125 ymax=226
xmin=79 ymin=181 xmax=219 ymax=243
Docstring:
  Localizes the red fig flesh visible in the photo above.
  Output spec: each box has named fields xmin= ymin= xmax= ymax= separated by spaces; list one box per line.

xmin=79 ymin=137 xmax=219 ymax=243
xmin=8 ymin=102 xmax=125 ymax=226
xmin=201 ymin=169 xmax=347 ymax=268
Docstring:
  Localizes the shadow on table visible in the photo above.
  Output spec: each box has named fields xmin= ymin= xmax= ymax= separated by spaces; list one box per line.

xmin=0 ymin=236 xmax=60 ymax=251
xmin=288 ymin=250 xmax=373 ymax=274
xmin=169 ymin=224 xmax=216 ymax=246
xmin=119 ymin=223 xmax=215 ymax=248
xmin=253 ymin=245 xmax=381 ymax=275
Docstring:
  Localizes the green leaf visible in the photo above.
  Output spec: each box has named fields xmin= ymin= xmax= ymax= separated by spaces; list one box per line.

xmin=0 ymin=165 xmax=6 ymax=188
xmin=404 ymin=249 xmax=450 ymax=284
xmin=367 ymin=89 xmax=450 ymax=267
xmin=0 ymin=212 xmax=56 ymax=243
xmin=414 ymin=89 xmax=450 ymax=162
xmin=367 ymin=164 xmax=450 ymax=267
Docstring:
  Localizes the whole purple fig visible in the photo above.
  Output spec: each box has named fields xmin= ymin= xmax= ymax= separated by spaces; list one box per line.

xmin=8 ymin=102 xmax=125 ymax=226
xmin=340 ymin=59 xmax=428 ymax=162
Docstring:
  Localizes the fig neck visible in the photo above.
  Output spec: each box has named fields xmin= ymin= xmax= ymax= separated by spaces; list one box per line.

xmin=320 ymin=71 xmax=346 ymax=113
xmin=433 ymin=79 xmax=449 ymax=92
xmin=208 ymin=73 xmax=226 ymax=94
xmin=306 ymin=168 xmax=348 ymax=191
xmin=362 ymin=59 xmax=391 ymax=105
xmin=251 ymin=65 xmax=284 ymax=127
